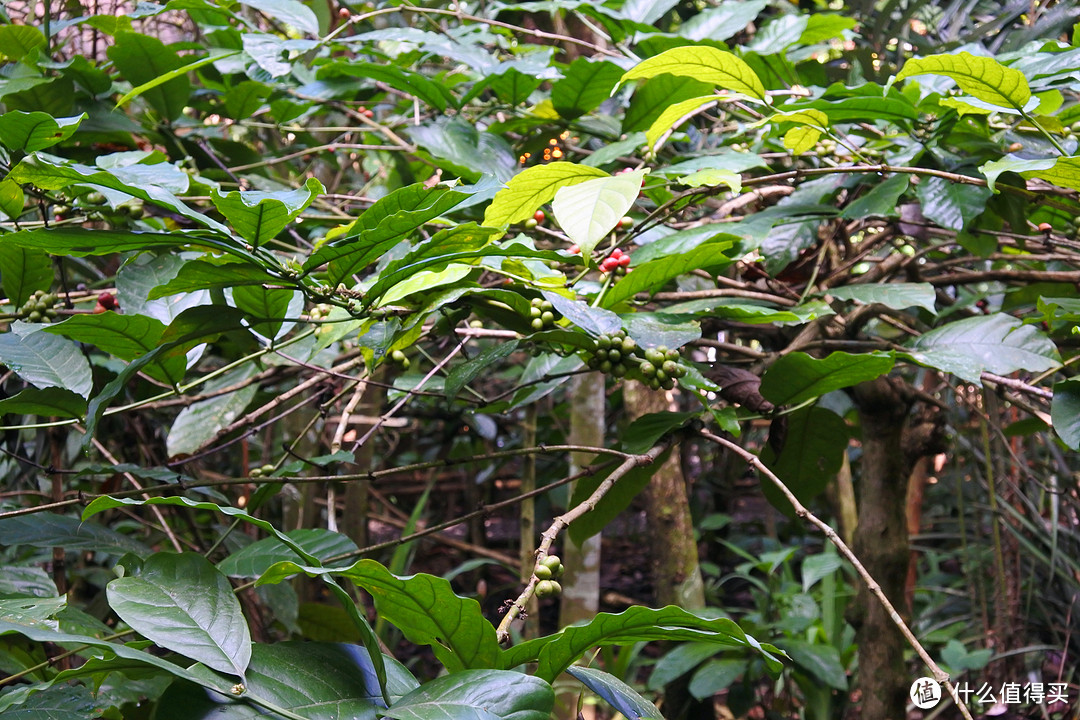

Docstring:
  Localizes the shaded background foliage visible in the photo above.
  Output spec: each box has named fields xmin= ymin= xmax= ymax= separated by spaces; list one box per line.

xmin=0 ymin=0 xmax=1078 ymax=719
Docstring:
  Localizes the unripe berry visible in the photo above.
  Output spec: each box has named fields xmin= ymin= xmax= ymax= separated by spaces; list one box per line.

xmin=535 ymin=564 xmax=553 ymax=580
xmin=524 ymin=218 xmax=538 ymax=229
xmin=531 ymin=318 xmax=544 ymax=331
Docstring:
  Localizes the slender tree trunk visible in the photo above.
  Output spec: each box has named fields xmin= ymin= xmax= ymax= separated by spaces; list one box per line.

xmin=556 ymin=375 xmax=604 ymax=720
xmin=850 ymin=378 xmax=911 ymax=720
xmin=625 ymin=381 xmax=707 ymax=720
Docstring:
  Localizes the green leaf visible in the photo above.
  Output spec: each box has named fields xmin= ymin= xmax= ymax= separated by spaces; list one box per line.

xmin=800 ymin=13 xmax=856 ymax=44
xmin=378 ymin=264 xmax=473 ymax=306
xmin=688 ymin=659 xmax=746 ymax=699
xmin=154 ymin=642 xmax=419 ymax=720
xmin=212 ymin=177 xmax=324 ymax=248
xmin=148 ymin=259 xmax=285 ymax=299
xmin=1018 ymin=156 xmax=1080 ymax=192
xmin=1052 ymin=379 xmax=1080 ymax=450
xmin=760 ymin=351 xmax=895 ymax=406
xmin=825 ymin=282 xmax=936 ymax=314
xmin=541 ymin=290 xmax=622 ymax=336
xmin=2 ymin=684 xmax=99 ymax=720
xmin=979 ymin=156 xmax=1055 ymax=193
xmin=521 ymin=605 xmax=782 ymax=681
xmin=238 ymin=0 xmax=319 ymax=34
xmin=0 ymin=326 xmax=94 ymax=398
xmin=0 ymin=244 xmax=53 ymax=308
xmin=760 ymin=406 xmax=847 ymax=516
xmin=446 ymin=341 xmax=520 ymax=401
xmin=648 ymin=643 xmax=724 ymax=691
xmin=841 ymin=174 xmax=910 ymax=219
xmin=775 ymin=639 xmax=848 ymax=690
xmin=676 ymin=167 xmax=741 ymax=192
xmin=620 ymin=411 xmax=698 ymax=455
xmin=0 ymin=227 xmax=196 ymax=258
xmin=223 ymin=80 xmax=271 ymax=120
xmin=8 ymin=157 xmax=230 ymax=235
xmin=624 ymin=312 xmax=701 ymax=350
xmin=230 ymin=284 xmax=298 ymax=339
xmin=619 ymin=47 xmax=766 ymax=103
xmin=646 ymin=95 xmax=718 ymax=150
xmin=218 ymin=529 xmax=359 ymax=578
xmin=410 ymin=118 xmax=517 ymax=183
xmin=44 ymin=312 xmax=186 ymax=385
xmin=0 ymin=111 xmax=85 ymax=152
xmin=0 ymin=512 xmax=150 ymax=556
xmin=259 ymin=559 xmax=501 ymax=673
xmin=782 ymin=126 xmax=820 ymax=155
xmin=551 ymin=58 xmax=625 ymax=119
xmin=601 ymin=241 xmax=736 ymax=308
xmin=166 ymin=367 xmax=259 ymax=457
xmin=0 ymin=386 xmax=87 ymax=420
xmin=895 ymin=52 xmax=1031 ymax=111
xmin=116 ymin=51 xmax=238 ymax=109
xmin=0 ymin=177 xmax=25 ymax=219
xmin=623 ymin=74 xmax=714 ymax=133
xmin=906 ymin=313 xmax=1060 ymax=384
xmin=483 ymin=162 xmax=608 ymax=228
xmin=108 ymin=552 xmax=251 ymax=678
xmin=568 ymin=448 xmax=671 ymax=547
xmin=0 ymin=26 xmax=46 ymax=60
xmin=552 ymin=169 xmax=645 ymax=256
xmin=621 ymin=0 xmax=680 ymax=24
xmin=320 ymin=62 xmax=455 ymax=112
xmin=118 ymin=254 xmax=211 ymax=324
xmin=568 ymin=666 xmax=662 ymax=720
xmin=914 ymin=176 xmax=991 ymax=231
xmin=678 ymin=0 xmax=767 ymax=42
xmin=384 ymin=670 xmax=553 ymax=720
xmin=489 ymin=68 xmax=543 ymax=106
xmin=106 ymin=31 xmax=192 ymax=121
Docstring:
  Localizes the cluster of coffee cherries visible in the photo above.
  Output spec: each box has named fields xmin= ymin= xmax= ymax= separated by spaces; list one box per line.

xmin=599 ymin=247 xmax=631 ymax=275
xmin=528 ymin=297 xmax=557 ymax=331
xmin=534 ymin=554 xmax=564 ymax=597
xmin=390 ymin=349 xmax=410 ymax=370
xmin=585 ymin=331 xmax=687 ymax=391
xmin=248 ymin=464 xmax=276 ymax=478
xmin=19 ymin=290 xmax=60 ymax=323
xmin=309 ymin=303 xmax=333 ymax=335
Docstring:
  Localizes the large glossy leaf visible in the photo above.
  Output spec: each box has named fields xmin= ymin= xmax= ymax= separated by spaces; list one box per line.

xmin=106 ymin=32 xmax=191 ymax=121
xmin=0 ymin=244 xmax=53 ymax=307
xmin=44 ymin=312 xmax=186 ymax=385
xmin=148 ymin=259 xmax=285 ymax=299
xmin=0 ymin=227 xmax=199 ymax=257
xmin=230 ymin=285 xmax=298 ymax=340
xmin=218 ymin=529 xmax=359 ymax=578
xmin=915 ymin=176 xmax=991 ymax=231
xmin=0 ymin=387 xmax=87 ymax=420
xmin=410 ymin=118 xmax=516 ymax=183
xmin=906 ymin=314 xmax=1060 ymax=384
xmin=619 ymin=47 xmax=766 ymax=103
xmin=678 ymin=0 xmax=767 ymax=41
xmin=760 ymin=406 xmax=847 ymax=516
xmin=688 ymin=659 xmax=747 ymax=699
xmin=484 ymin=162 xmax=608 ymax=228
xmin=0 ymin=111 xmax=85 ymax=152
xmin=0 ymin=25 xmax=46 ymax=60
xmin=0 ymin=325 xmax=93 ymax=398
xmin=620 ymin=0 xmax=679 ymax=24
xmin=1020 ymin=155 xmax=1080 ymax=192
xmin=647 ymin=642 xmax=724 ymax=690
xmin=503 ymin=605 xmax=782 ymax=681
xmin=567 ymin=666 xmax=662 ymax=720
xmin=646 ymin=95 xmax=718 ymax=150
xmin=759 ymin=351 xmax=895 ymax=406
xmin=552 ymin=170 xmax=644 ymax=257
xmin=118 ymin=254 xmax=211 ymax=325
xmin=0 ymin=512 xmax=150 ymax=556
xmin=2 ymin=683 xmax=99 ymax=720
xmin=319 ymin=62 xmax=455 ymax=112
xmin=825 ymin=282 xmax=936 ymax=313
xmin=383 ymin=670 xmax=553 ymax=720
xmin=840 ymin=174 xmax=910 ymax=219
xmin=624 ymin=312 xmax=701 ymax=350
xmin=551 ymin=58 xmax=625 ymax=119
xmin=1052 ymin=379 xmax=1080 ymax=450
xmin=154 ymin=643 xmax=419 ymax=720
xmin=0 ymin=177 xmax=25 ymax=219
xmin=211 ymin=178 xmax=324 ymax=248
xmin=107 ymin=552 xmax=251 ymax=678
xmin=446 ymin=341 xmax=520 ymax=401
xmin=8 ymin=157 xmax=229 ymax=235
xmin=896 ymin=52 xmax=1030 ymax=110
xmin=623 ymin=74 xmax=714 ymax=133
xmin=258 ymin=558 xmax=501 ymax=673
xmin=541 ymin=290 xmax=621 ymax=336
xmin=238 ymin=0 xmax=319 ymax=34
xmin=774 ymin=639 xmax=848 ymax=690
xmin=601 ymin=241 xmax=736 ymax=308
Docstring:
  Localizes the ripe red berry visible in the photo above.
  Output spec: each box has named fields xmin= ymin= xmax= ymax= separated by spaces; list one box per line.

xmin=1038 ymin=222 xmax=1053 ymax=232
xmin=568 ymin=244 xmax=580 ymax=254
xmin=98 ymin=292 xmax=117 ymax=310
xmin=619 ymin=254 xmax=631 ymax=267
xmin=338 ymin=6 xmax=350 ymax=18
xmin=534 ymin=210 xmax=546 ymax=223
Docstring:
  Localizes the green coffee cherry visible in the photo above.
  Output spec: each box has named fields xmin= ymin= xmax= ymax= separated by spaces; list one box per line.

xmin=542 ymin=555 xmax=561 ymax=571
xmin=535 ymin=564 xmax=553 ymax=580
xmin=536 ymin=580 xmax=556 ymax=597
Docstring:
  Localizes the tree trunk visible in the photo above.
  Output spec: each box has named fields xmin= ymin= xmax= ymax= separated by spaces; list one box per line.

xmin=850 ymin=378 xmax=911 ymax=720
xmin=556 ymin=375 xmax=605 ymax=720
xmin=624 ymin=381 xmax=707 ymax=720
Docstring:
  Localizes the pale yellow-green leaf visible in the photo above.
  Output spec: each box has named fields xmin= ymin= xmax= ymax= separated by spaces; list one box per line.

xmin=620 ymin=46 xmax=766 ymax=103
xmin=1020 ymin=156 xmax=1080 ymax=192
xmin=552 ymin=169 xmax=646 ymax=257
xmin=646 ymin=95 xmax=718 ymax=150
xmin=676 ymin=168 xmax=741 ymax=192
xmin=767 ymin=108 xmax=829 ymax=129
xmin=938 ymin=97 xmax=993 ymax=116
xmin=1035 ymin=89 xmax=1063 ymax=115
xmin=483 ymin=162 xmax=607 ymax=227
xmin=378 ymin=264 xmax=472 ymax=306
xmin=783 ymin=126 xmax=820 ymax=155
xmin=896 ymin=52 xmax=1030 ymax=110
xmin=530 ymin=99 xmax=560 ymax=120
